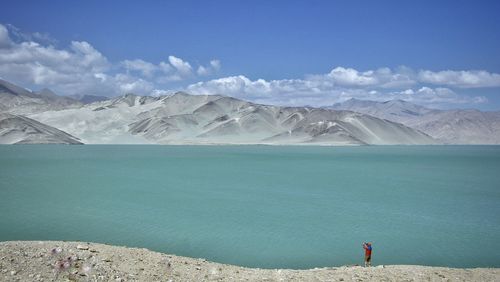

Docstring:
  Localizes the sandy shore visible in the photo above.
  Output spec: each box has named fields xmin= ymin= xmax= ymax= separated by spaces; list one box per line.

xmin=0 ymin=241 xmax=499 ymax=282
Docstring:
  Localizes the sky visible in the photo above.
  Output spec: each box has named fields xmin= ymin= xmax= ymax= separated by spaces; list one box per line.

xmin=1 ymin=0 xmax=500 ymax=110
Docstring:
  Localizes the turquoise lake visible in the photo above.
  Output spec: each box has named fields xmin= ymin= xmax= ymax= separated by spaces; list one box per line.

xmin=0 ymin=145 xmax=499 ymax=269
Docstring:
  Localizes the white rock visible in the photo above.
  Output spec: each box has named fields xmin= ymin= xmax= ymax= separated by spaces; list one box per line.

xmin=77 ymin=244 xmax=89 ymax=250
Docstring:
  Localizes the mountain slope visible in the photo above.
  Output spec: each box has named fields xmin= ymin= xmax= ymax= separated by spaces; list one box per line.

xmin=329 ymin=98 xmax=436 ymax=123
xmin=29 ymin=92 xmax=436 ymax=145
xmin=329 ymin=99 xmax=500 ymax=144
xmin=0 ymin=113 xmax=82 ymax=144
xmin=69 ymin=94 xmax=110 ymax=104
xmin=0 ymin=79 xmax=82 ymax=114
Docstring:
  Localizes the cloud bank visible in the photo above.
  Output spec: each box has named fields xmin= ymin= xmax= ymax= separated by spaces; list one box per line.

xmin=186 ymin=67 xmax=491 ymax=108
xmin=0 ymin=23 xmax=220 ymax=97
xmin=0 ymin=23 xmax=498 ymax=108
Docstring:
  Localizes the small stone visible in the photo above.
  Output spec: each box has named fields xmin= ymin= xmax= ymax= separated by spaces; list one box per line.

xmin=196 ymin=267 xmax=202 ymax=270
xmin=10 ymin=270 xmax=17 ymax=275
xmin=77 ymin=245 xmax=89 ymax=250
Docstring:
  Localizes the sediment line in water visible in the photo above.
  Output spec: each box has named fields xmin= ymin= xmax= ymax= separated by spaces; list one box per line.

xmin=1 ymin=241 xmax=499 ymax=281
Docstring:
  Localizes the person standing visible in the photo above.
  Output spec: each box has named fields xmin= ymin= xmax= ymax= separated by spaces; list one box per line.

xmin=363 ymin=242 xmax=372 ymax=267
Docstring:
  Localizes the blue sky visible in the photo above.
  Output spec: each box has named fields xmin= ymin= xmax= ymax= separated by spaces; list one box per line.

xmin=1 ymin=0 xmax=500 ymax=110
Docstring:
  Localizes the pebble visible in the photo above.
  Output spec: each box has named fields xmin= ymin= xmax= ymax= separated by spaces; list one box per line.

xmin=10 ymin=270 xmax=17 ymax=275
xmin=1 ymin=241 xmax=497 ymax=281
xmin=77 ymin=244 xmax=89 ymax=250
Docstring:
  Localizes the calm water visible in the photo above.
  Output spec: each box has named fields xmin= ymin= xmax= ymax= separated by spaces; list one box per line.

xmin=0 ymin=145 xmax=499 ymax=269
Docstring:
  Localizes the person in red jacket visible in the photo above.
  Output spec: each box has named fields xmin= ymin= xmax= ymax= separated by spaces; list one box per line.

xmin=362 ymin=242 xmax=372 ymax=267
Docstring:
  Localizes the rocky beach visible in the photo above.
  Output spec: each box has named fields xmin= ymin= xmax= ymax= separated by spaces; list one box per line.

xmin=1 ymin=241 xmax=499 ymax=282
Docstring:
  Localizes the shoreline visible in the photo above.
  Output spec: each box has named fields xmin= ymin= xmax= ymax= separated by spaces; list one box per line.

xmin=1 ymin=241 xmax=499 ymax=281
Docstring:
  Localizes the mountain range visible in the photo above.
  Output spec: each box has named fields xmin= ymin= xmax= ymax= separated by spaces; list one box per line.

xmin=0 ymin=78 xmax=498 ymax=145
xmin=328 ymin=98 xmax=500 ymax=144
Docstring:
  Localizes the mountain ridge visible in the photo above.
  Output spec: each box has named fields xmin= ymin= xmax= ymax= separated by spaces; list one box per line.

xmin=2 ymin=78 xmax=497 ymax=145
xmin=23 ymin=90 xmax=435 ymax=145
xmin=328 ymin=98 xmax=500 ymax=144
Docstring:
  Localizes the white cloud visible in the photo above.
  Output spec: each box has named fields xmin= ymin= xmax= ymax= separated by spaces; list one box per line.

xmin=168 ymin=55 xmax=192 ymax=76
xmin=0 ymin=38 xmax=110 ymax=88
xmin=418 ymin=70 xmax=500 ymax=88
xmin=121 ymin=56 xmax=221 ymax=81
xmin=327 ymin=67 xmax=379 ymax=86
xmin=151 ymin=89 xmax=172 ymax=97
xmin=0 ymin=23 xmax=496 ymax=109
xmin=158 ymin=61 xmax=173 ymax=73
xmin=186 ymin=72 xmax=488 ymax=108
xmin=4 ymin=23 xmax=57 ymax=46
xmin=387 ymin=87 xmax=487 ymax=106
xmin=210 ymin=59 xmax=221 ymax=71
xmin=0 ymin=24 xmax=11 ymax=48
xmin=0 ymin=23 xmax=221 ymax=97
xmin=308 ymin=67 xmax=416 ymax=88
xmin=122 ymin=59 xmax=157 ymax=77
xmin=113 ymin=73 xmax=154 ymax=94
xmin=197 ymin=59 xmax=221 ymax=76
xmin=197 ymin=65 xmax=209 ymax=76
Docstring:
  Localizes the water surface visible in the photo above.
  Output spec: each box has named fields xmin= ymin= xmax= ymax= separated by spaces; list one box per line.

xmin=0 ymin=145 xmax=499 ymax=269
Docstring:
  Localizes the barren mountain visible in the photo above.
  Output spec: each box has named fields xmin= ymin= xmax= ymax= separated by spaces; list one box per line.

xmin=0 ymin=113 xmax=82 ymax=144
xmin=0 ymin=79 xmax=82 ymax=115
xmin=329 ymin=98 xmax=500 ymax=144
xmin=29 ymin=92 xmax=436 ymax=145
